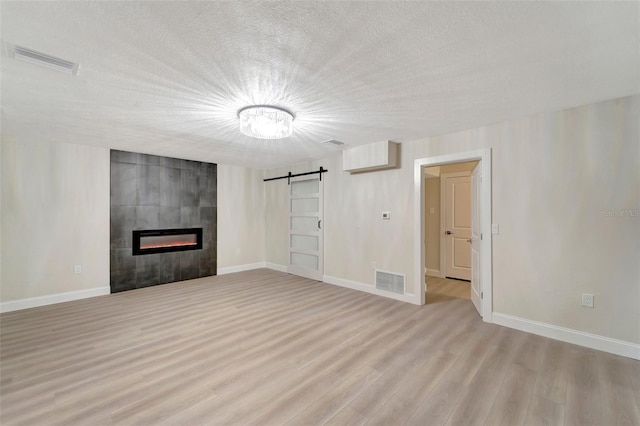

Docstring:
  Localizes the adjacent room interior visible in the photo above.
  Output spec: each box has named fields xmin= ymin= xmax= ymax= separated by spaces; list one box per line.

xmin=1 ymin=1 xmax=639 ymax=425
xmin=424 ymin=160 xmax=479 ymax=304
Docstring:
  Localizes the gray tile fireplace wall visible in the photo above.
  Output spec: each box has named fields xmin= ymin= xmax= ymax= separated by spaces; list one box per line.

xmin=110 ymin=150 xmax=217 ymax=292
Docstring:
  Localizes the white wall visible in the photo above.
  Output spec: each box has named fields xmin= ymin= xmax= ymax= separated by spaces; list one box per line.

xmin=264 ymin=95 xmax=640 ymax=345
xmin=265 ymin=156 xmax=418 ymax=291
xmin=1 ymin=138 xmax=111 ymax=302
xmin=217 ymin=164 xmax=265 ymax=269
xmin=1 ymin=139 xmax=266 ymax=307
xmin=2 ymin=95 xmax=637 ymax=348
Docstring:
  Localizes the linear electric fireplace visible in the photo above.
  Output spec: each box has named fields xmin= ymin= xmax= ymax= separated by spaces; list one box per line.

xmin=133 ymin=228 xmax=203 ymax=256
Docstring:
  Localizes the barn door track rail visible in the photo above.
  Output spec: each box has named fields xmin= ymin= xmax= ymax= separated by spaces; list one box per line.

xmin=263 ymin=167 xmax=328 ymax=185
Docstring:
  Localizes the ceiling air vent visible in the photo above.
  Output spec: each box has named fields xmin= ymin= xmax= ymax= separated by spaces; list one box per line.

xmin=321 ymin=139 xmax=345 ymax=147
xmin=8 ymin=44 xmax=80 ymax=76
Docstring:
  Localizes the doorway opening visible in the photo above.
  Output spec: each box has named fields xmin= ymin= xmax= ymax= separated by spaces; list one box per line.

xmin=413 ymin=149 xmax=493 ymax=322
xmin=424 ymin=161 xmax=477 ymax=305
xmin=425 ymin=161 xmax=478 ymax=281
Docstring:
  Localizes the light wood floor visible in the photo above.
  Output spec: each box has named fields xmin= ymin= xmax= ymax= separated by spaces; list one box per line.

xmin=1 ymin=269 xmax=638 ymax=426
xmin=426 ymin=275 xmax=471 ymax=302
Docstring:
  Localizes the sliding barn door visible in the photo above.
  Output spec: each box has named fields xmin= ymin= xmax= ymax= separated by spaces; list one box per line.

xmin=288 ymin=175 xmax=323 ymax=281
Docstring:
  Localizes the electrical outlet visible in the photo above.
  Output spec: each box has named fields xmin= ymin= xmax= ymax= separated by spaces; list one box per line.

xmin=73 ymin=265 xmax=82 ymax=274
xmin=581 ymin=293 xmax=594 ymax=308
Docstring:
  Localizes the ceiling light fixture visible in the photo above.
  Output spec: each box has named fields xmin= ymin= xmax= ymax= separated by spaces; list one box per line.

xmin=238 ymin=105 xmax=294 ymax=139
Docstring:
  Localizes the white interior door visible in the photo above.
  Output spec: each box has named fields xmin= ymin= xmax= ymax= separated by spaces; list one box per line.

xmin=470 ymin=164 xmax=482 ymax=316
xmin=443 ymin=173 xmax=471 ymax=281
xmin=288 ymin=175 xmax=323 ymax=281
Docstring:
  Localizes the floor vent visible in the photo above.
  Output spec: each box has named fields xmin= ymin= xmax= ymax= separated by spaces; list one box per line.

xmin=375 ymin=270 xmax=405 ymax=295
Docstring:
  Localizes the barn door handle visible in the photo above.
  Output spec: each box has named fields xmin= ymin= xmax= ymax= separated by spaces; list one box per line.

xmin=318 ymin=220 xmax=322 ymax=229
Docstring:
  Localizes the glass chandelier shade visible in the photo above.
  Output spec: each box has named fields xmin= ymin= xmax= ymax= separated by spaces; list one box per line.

xmin=238 ymin=105 xmax=294 ymax=139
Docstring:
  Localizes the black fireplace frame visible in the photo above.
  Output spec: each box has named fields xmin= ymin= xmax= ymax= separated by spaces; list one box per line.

xmin=132 ymin=228 xmax=203 ymax=256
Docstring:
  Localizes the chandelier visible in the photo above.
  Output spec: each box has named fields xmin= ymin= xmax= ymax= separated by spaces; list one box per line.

xmin=238 ymin=105 xmax=294 ymax=139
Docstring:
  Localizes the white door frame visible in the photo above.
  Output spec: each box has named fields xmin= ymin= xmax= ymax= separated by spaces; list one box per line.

xmin=413 ymin=148 xmax=493 ymax=322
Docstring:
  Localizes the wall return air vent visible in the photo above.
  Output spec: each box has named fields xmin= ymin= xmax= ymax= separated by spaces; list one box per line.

xmin=8 ymin=44 xmax=80 ymax=76
xmin=375 ymin=269 xmax=405 ymax=295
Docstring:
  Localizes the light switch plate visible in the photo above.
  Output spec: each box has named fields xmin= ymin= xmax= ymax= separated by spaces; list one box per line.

xmin=491 ymin=224 xmax=499 ymax=234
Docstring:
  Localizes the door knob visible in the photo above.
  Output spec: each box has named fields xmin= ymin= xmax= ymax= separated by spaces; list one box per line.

xmin=445 ymin=230 xmax=453 ymax=235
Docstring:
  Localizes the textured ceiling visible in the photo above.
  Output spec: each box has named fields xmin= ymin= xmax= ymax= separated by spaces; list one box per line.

xmin=1 ymin=1 xmax=638 ymax=169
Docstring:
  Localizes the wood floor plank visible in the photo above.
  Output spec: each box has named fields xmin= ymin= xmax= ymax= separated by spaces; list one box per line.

xmin=324 ymin=406 xmax=369 ymax=426
xmin=364 ymin=349 xmax=457 ymax=425
xmin=442 ymin=325 xmax=496 ymax=386
xmin=286 ymin=366 xmax=382 ymax=425
xmin=483 ymin=363 xmax=537 ymax=426
xmin=564 ymin=347 xmax=605 ymax=426
xmin=598 ymin=352 xmax=640 ymax=425
xmin=446 ymin=328 xmax=525 ymax=426
xmin=426 ymin=275 xmax=471 ymax=300
xmin=511 ymin=333 xmax=547 ymax=372
xmin=404 ymin=378 xmax=464 ymax=425
xmin=633 ymin=360 xmax=640 ymax=416
xmin=348 ymin=339 xmax=436 ymax=417
xmin=243 ymin=366 xmax=345 ymax=425
xmin=0 ymin=268 xmax=637 ymax=426
xmin=524 ymin=395 xmax=566 ymax=426
xmin=532 ymin=338 xmax=570 ymax=405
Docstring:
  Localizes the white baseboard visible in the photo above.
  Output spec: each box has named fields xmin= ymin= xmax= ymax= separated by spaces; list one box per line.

xmin=0 ymin=287 xmax=110 ymax=313
xmin=426 ymin=268 xmax=442 ymax=277
xmin=492 ymin=312 xmax=640 ymax=360
xmin=217 ymin=262 xmax=267 ymax=275
xmin=323 ymin=275 xmax=420 ymax=305
xmin=217 ymin=262 xmax=287 ymax=275
xmin=265 ymin=262 xmax=287 ymax=272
